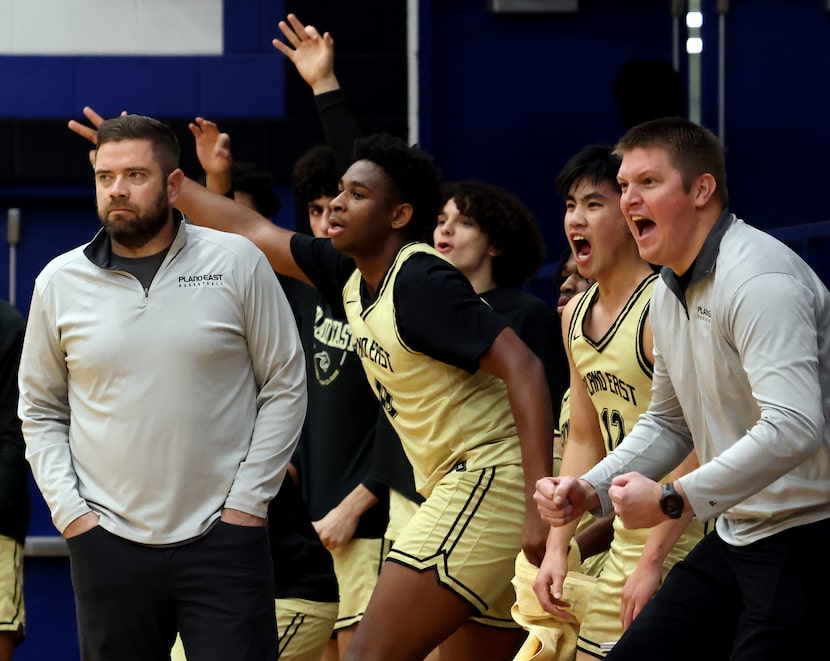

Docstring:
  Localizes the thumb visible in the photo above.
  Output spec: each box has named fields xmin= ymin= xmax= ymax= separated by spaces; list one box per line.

xmin=552 ymin=569 xmax=570 ymax=601
xmin=553 ymin=479 xmax=572 ymax=506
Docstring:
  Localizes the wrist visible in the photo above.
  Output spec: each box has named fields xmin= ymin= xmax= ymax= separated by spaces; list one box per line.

xmin=311 ymin=75 xmax=341 ymax=95
xmin=221 ymin=508 xmax=266 ymax=527
xmin=578 ymin=478 xmax=600 ymax=510
xmin=341 ymin=484 xmax=378 ymax=517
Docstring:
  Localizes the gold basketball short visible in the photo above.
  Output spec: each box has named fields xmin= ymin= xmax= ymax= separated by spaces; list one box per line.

xmin=387 ymin=463 xmax=525 ymax=629
xmin=330 ymin=536 xmax=390 ymax=630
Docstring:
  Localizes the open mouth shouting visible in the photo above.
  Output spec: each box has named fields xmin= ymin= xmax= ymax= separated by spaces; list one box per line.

xmin=570 ymin=234 xmax=592 ymax=263
xmin=629 ymin=215 xmax=657 ymax=241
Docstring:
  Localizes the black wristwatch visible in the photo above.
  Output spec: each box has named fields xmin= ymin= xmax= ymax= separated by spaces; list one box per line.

xmin=660 ymin=483 xmax=684 ymax=519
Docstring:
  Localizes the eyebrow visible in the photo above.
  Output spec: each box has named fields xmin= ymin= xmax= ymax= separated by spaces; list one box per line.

xmin=567 ymin=191 xmax=609 ymax=202
xmin=618 ymin=168 xmax=656 ymax=181
xmin=94 ymin=166 xmax=152 ymax=175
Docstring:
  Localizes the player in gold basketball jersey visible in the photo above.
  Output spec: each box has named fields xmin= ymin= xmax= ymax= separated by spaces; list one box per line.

xmin=533 ymin=145 xmax=703 ymax=659
xmin=167 ymin=134 xmax=554 ymax=661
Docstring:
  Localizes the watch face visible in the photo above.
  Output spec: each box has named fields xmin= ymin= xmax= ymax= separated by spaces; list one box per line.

xmin=661 ymin=485 xmax=683 ymax=518
xmin=664 ymin=495 xmax=683 ymax=515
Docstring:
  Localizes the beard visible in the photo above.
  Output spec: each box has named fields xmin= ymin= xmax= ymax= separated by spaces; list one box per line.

xmin=99 ymin=189 xmax=170 ymax=250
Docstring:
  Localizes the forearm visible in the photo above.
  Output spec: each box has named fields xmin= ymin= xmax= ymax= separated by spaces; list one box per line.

xmin=547 ymin=512 xmax=581 ymax=557
xmin=583 ymin=413 xmax=692 ymax=516
xmin=18 ymin=298 xmax=89 ymax=531
xmin=507 ymin=359 xmax=554 ymax=508
xmin=177 ymin=178 xmax=309 ymax=282
xmin=639 ymin=511 xmax=695 ymax=569
xmin=226 ymin=262 xmax=308 ymax=517
xmin=205 ymin=170 xmax=232 ymax=197
xmin=315 ymin=90 xmax=363 ymax=174
xmin=680 ymin=413 xmax=824 ymax=521
xmin=335 ymin=483 xmax=380 ymax=520
xmin=26 ymin=436 xmax=91 ymax=533
xmin=178 ymin=176 xmax=265 ymax=235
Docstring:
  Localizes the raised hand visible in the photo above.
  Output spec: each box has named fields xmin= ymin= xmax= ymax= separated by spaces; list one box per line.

xmin=67 ymin=106 xmax=127 ymax=167
xmin=272 ymin=13 xmax=339 ymax=95
xmin=187 ymin=117 xmax=232 ymax=196
xmin=188 ymin=118 xmax=232 ymax=177
xmin=67 ymin=106 xmax=108 ymax=146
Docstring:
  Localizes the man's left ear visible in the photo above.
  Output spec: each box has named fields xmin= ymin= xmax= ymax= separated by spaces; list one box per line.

xmin=167 ymin=168 xmax=185 ymax=203
xmin=693 ymin=173 xmax=717 ymax=207
xmin=390 ymin=203 xmax=414 ymax=230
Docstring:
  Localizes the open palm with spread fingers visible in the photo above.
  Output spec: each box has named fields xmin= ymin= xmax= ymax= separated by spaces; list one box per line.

xmin=272 ymin=13 xmax=338 ymax=94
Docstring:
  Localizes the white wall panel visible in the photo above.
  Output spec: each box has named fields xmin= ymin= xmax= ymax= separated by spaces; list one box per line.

xmin=1 ymin=0 xmax=222 ymax=54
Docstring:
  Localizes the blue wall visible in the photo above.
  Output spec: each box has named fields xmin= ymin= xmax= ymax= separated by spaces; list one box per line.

xmin=718 ymin=0 xmax=830 ymax=229
xmin=423 ymin=0 xmax=830 ymax=260
xmin=425 ymin=0 xmax=674 ymax=259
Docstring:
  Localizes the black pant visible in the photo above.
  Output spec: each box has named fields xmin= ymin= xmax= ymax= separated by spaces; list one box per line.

xmin=67 ymin=522 xmax=277 ymax=661
xmin=607 ymin=516 xmax=830 ymax=660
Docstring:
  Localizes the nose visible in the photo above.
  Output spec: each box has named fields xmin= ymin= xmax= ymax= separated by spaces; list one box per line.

xmin=564 ymin=207 xmax=585 ymax=232
xmin=319 ymin=206 xmax=332 ymax=233
xmin=620 ymin=184 xmax=640 ymax=209
xmin=560 ymin=274 xmax=577 ymax=296
xmin=109 ymin=174 xmax=129 ymax=198
xmin=330 ymin=191 xmax=345 ymax=212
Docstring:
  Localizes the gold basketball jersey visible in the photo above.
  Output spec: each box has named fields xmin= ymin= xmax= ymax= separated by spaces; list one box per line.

xmin=567 ymin=274 xmax=657 ymax=453
xmin=342 ymin=243 xmax=521 ymax=497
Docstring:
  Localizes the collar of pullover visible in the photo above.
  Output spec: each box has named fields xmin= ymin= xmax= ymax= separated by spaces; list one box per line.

xmin=83 ymin=209 xmax=187 ymax=269
xmin=661 ymin=209 xmax=734 ymax=311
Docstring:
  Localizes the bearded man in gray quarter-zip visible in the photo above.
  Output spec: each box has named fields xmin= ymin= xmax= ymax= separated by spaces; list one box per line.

xmin=18 ymin=114 xmax=307 ymax=661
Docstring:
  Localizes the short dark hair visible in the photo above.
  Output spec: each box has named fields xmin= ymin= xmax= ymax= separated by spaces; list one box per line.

xmin=96 ymin=114 xmax=180 ymax=178
xmin=442 ymin=180 xmax=545 ymax=286
xmin=231 ymin=162 xmax=281 ymax=217
xmin=292 ymin=144 xmax=340 ymax=205
xmin=352 ymin=133 xmax=442 ymax=241
xmin=555 ymin=145 xmax=622 ymax=200
xmin=614 ymin=117 xmax=728 ymax=207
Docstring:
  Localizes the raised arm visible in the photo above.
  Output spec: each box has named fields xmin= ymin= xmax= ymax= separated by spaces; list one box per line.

xmin=177 ymin=178 xmax=310 ymax=284
xmin=273 ymin=13 xmax=361 ymax=172
xmin=272 ymin=13 xmax=339 ymax=95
